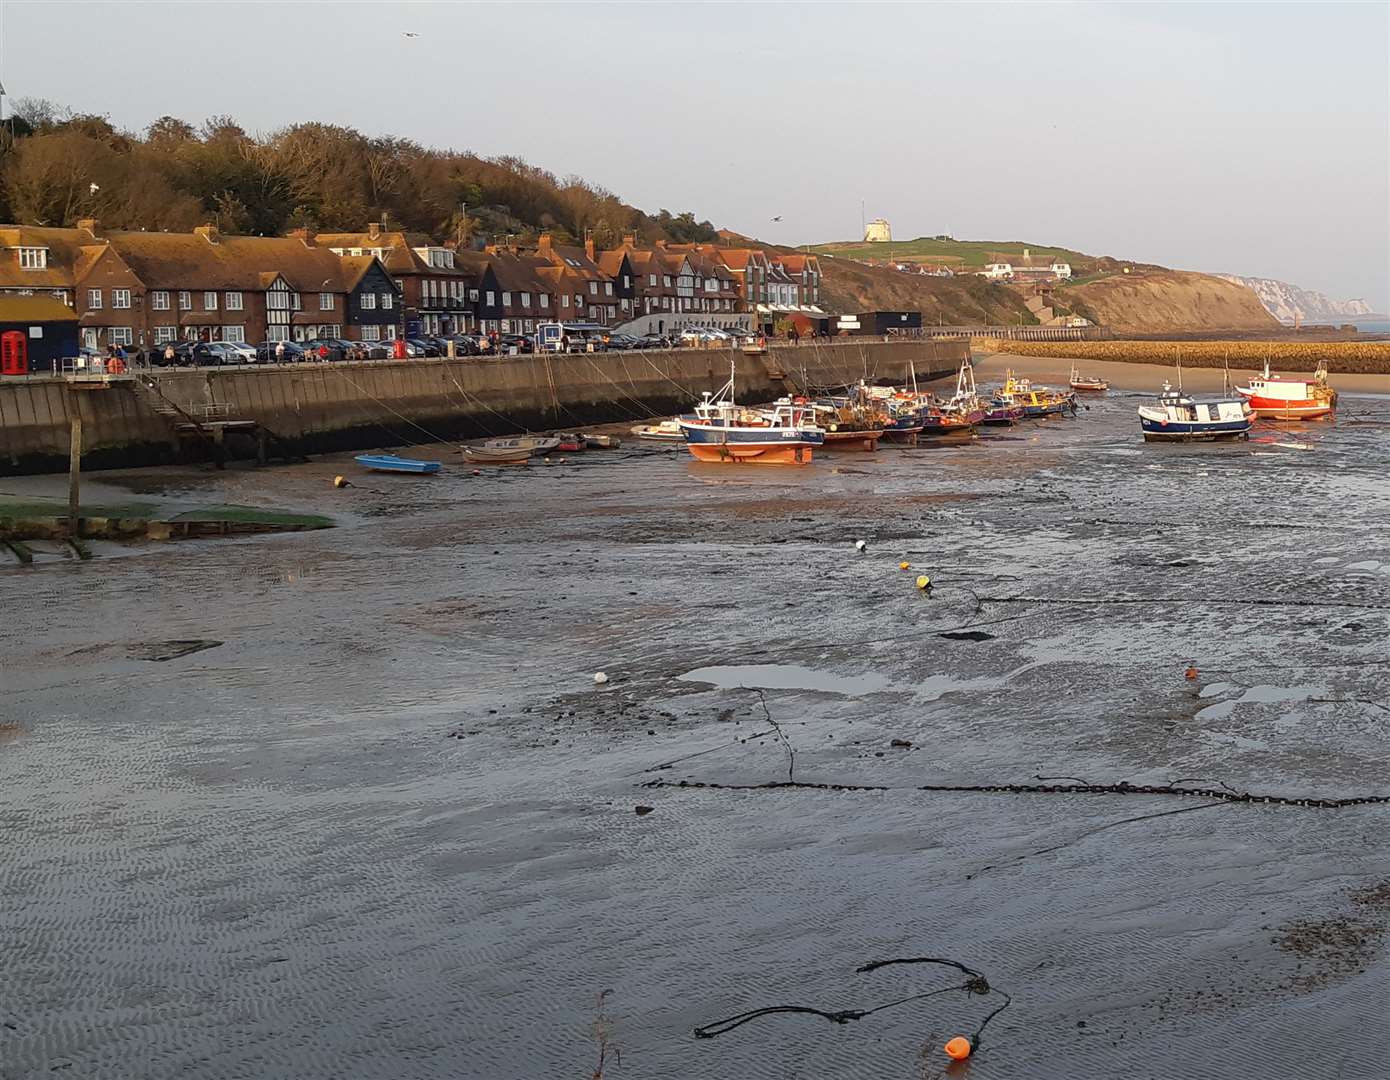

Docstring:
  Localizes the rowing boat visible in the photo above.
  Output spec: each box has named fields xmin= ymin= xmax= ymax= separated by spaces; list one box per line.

xmin=355 ymin=453 xmax=442 ymax=474
xmin=461 ymin=445 xmax=531 ymax=464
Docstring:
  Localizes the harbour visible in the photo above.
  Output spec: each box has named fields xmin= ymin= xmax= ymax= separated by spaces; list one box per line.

xmin=3 ymin=351 xmax=1388 ymax=1077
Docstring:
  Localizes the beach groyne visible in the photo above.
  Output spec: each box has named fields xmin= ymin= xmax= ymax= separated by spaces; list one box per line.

xmin=0 ymin=339 xmax=968 ymax=475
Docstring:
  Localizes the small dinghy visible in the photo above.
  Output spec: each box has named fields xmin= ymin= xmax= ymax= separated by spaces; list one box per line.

xmin=555 ymin=433 xmax=586 ymax=452
xmin=1069 ymin=365 xmax=1109 ymax=392
xmin=631 ymin=420 xmax=684 ymax=442
xmin=355 ymin=453 xmax=442 ymax=474
xmin=581 ymin=433 xmax=621 ymax=449
xmin=481 ymin=436 xmax=561 ymax=457
xmin=461 ymin=445 xmax=531 ymax=464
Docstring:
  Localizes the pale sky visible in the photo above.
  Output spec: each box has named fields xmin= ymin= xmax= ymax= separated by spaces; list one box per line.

xmin=2 ymin=1 xmax=1387 ymax=308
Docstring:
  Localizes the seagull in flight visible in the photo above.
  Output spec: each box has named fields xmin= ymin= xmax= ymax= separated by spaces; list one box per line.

xmin=771 ymin=215 xmax=782 ymax=222
xmin=403 ymin=31 xmax=419 ymax=37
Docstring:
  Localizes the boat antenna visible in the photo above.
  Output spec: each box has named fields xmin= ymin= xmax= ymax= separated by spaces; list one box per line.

xmin=1223 ymin=350 xmax=1230 ymax=395
xmin=909 ymin=359 xmax=919 ymax=396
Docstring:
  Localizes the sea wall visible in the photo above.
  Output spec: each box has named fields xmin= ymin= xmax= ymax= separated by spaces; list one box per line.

xmin=0 ymin=339 xmax=968 ymax=475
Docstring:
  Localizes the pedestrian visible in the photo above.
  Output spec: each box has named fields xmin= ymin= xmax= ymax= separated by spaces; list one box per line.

xmin=789 ymin=326 xmax=800 ymax=345
xmin=275 ymin=340 xmax=286 ymax=364
xmin=560 ymin=332 xmax=570 ymax=353
xmin=163 ymin=342 xmax=175 ymax=366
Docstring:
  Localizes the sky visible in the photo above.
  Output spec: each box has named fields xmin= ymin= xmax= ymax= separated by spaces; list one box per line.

xmin=2 ymin=0 xmax=1387 ymax=308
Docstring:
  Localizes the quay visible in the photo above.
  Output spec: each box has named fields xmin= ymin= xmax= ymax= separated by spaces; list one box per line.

xmin=0 ymin=339 xmax=966 ymax=475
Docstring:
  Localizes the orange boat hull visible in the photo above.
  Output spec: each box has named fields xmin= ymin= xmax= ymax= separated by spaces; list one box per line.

xmin=686 ymin=443 xmax=814 ymax=465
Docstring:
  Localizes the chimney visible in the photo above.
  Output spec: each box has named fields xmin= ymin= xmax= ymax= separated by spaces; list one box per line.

xmin=621 ymin=233 xmax=636 ymax=248
xmin=194 ymin=223 xmax=220 ymax=244
xmin=367 ymin=222 xmax=381 ymax=240
xmin=289 ymin=226 xmax=316 ymax=246
xmin=584 ymin=237 xmax=596 ymax=262
xmin=77 ymin=218 xmax=99 ymax=237
xmin=537 ymin=231 xmax=553 ymax=256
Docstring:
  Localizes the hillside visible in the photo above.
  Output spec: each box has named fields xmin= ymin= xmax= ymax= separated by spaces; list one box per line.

xmin=1056 ymin=270 xmax=1279 ymax=333
xmin=809 ymin=236 xmax=1162 ymax=276
xmin=815 ymin=256 xmax=1038 ymax=325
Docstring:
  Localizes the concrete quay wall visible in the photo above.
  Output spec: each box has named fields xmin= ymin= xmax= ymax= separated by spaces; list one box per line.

xmin=0 ymin=339 xmax=967 ymax=475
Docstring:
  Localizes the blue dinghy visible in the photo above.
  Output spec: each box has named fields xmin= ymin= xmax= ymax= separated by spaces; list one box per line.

xmin=354 ymin=453 xmax=442 ymax=474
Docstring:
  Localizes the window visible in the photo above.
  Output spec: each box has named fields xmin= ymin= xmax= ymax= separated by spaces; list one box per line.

xmin=112 ymin=289 xmax=131 ymax=309
xmin=539 ymin=294 xmax=549 ymax=309
xmin=469 ymin=289 xmax=479 ymax=301
xmin=150 ymin=291 xmax=170 ymax=310
xmin=381 ymin=293 xmax=393 ymax=309
xmin=226 ymin=291 xmax=243 ymax=311
xmin=562 ymin=295 xmax=569 ymax=308
xmin=178 ymin=291 xmax=191 ymax=310
xmin=622 ymin=275 xmax=630 ymax=289
xmin=485 ymin=290 xmax=495 ymax=306
xmin=361 ymin=293 xmax=377 ymax=309
xmin=663 ymin=275 xmax=672 ymax=287
xmin=268 ymin=290 xmax=289 ymax=310
xmin=18 ymin=247 xmax=47 ymax=270
xmin=87 ymin=288 xmax=103 ymax=309
xmin=203 ymin=291 xmax=218 ymax=310
xmin=362 ymin=325 xmax=381 ymax=341
xmin=291 ymin=293 xmax=301 ymax=310
xmin=588 ymin=282 xmax=598 ymax=296
xmin=109 ymin=327 xmax=133 ymax=346
xmin=320 ymin=292 xmax=334 ymax=311
xmin=154 ymin=326 xmax=177 ymax=343
xmin=223 ymin=325 xmax=245 ymax=342
xmin=501 ymin=291 xmax=512 ymax=307
xmin=648 ymin=274 xmax=657 ymax=286
xmin=520 ymin=292 xmax=531 ymax=307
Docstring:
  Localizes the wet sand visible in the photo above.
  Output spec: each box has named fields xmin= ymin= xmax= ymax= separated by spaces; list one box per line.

xmin=2 ymin=389 xmax=1389 ymax=1079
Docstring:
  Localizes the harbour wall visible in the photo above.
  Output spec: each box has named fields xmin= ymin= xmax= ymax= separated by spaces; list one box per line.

xmin=0 ymin=339 xmax=968 ymax=475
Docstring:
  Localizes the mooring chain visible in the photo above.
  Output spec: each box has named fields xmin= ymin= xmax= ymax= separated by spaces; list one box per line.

xmin=694 ymin=956 xmax=1011 ymax=1060
xmin=642 ymin=776 xmax=1390 ymax=809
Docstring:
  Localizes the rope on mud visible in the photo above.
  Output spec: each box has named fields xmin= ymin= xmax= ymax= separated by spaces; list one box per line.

xmin=641 ymin=775 xmax=1390 ymax=809
xmin=977 ymin=594 xmax=1390 ymax=611
xmin=694 ymin=956 xmax=1008 ymax=1050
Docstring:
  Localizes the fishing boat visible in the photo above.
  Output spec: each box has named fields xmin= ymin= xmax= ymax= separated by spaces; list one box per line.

xmin=481 ymin=435 xmax=562 ymax=457
xmin=355 ymin=453 xmax=442 ymax=474
xmin=630 ymin=420 xmax=685 ymax=442
xmin=461 ymin=445 xmax=530 ymax=464
xmin=678 ymin=361 xmax=823 ymax=464
xmin=1234 ymin=360 xmax=1337 ymax=420
xmin=555 ymin=433 xmax=586 ymax=452
xmin=981 ymin=401 xmax=1025 ymax=425
xmin=1138 ymin=383 xmax=1252 ymax=441
xmin=582 ymin=433 xmax=621 ymax=449
xmin=812 ymin=386 xmax=888 ymax=451
xmin=1069 ymin=365 xmax=1109 ymax=392
xmin=998 ymin=372 xmax=1076 ymax=417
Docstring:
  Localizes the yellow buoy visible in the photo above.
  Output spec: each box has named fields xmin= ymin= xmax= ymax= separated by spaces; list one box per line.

xmin=899 ymin=561 xmax=910 ymax=570
xmin=333 ymin=475 xmax=347 ymax=488
xmin=944 ymin=1036 xmax=972 ymax=1061
xmin=916 ymin=575 xmax=932 ymax=590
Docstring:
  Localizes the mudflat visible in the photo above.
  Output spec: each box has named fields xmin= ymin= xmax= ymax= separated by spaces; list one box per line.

xmin=2 ymin=384 xmax=1388 ymax=1079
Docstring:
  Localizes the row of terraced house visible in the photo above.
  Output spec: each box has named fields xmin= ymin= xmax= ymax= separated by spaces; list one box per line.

xmin=0 ymin=220 xmax=829 ymax=351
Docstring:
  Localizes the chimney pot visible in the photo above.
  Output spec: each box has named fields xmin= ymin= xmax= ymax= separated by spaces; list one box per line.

xmin=77 ymin=218 xmax=99 ymax=237
xmin=290 ymin=227 xmax=316 ymax=246
xmin=537 ymin=232 xmax=553 ymax=255
xmin=368 ymin=222 xmax=381 ymax=239
xmin=194 ymin=223 xmax=220 ymax=243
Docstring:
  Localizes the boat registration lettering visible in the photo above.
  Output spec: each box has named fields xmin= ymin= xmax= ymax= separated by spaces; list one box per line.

xmin=781 ymin=430 xmax=797 ymax=438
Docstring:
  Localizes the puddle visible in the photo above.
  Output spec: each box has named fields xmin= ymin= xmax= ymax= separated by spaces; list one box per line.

xmin=1196 ymin=684 xmax=1327 ymax=721
xmin=678 ymin=664 xmax=894 ymax=696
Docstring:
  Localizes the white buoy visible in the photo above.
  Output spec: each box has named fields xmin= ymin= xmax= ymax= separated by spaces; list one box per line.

xmin=855 ymin=539 xmax=867 ymax=552
xmin=593 ymin=672 xmax=609 ymax=685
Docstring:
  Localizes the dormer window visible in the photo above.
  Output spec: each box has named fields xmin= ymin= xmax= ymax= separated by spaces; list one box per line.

xmin=18 ymin=247 xmax=48 ymax=270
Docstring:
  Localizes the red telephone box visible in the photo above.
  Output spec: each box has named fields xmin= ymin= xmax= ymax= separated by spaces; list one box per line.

xmin=0 ymin=331 xmax=29 ymax=376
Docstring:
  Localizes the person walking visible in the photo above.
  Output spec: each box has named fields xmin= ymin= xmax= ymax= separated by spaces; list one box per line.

xmin=163 ymin=342 xmax=175 ymax=366
xmin=275 ymin=340 xmax=286 ymax=364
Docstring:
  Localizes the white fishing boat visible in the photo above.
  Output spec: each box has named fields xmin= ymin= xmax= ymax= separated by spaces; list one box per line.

xmin=481 ymin=435 xmax=562 ymax=457
xmin=630 ymin=420 xmax=685 ymax=442
xmin=1138 ymin=383 xmax=1252 ymax=441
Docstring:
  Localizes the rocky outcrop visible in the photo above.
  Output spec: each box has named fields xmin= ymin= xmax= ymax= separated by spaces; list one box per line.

xmin=1215 ymin=275 xmax=1377 ymax=325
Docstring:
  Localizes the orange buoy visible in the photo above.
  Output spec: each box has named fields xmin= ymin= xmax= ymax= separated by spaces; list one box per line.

xmin=1184 ymin=666 xmax=1199 ymax=680
xmin=945 ymin=1036 xmax=972 ymax=1061
xmin=899 ymin=561 xmax=910 ymax=570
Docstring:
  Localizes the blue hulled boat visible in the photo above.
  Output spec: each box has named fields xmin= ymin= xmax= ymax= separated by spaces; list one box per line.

xmin=678 ymin=361 xmax=823 ymax=464
xmin=354 ymin=453 xmax=443 ymax=474
xmin=1138 ymin=384 xmax=1252 ymax=441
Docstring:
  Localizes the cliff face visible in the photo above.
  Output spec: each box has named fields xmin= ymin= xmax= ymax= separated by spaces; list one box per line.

xmin=1056 ymin=271 xmax=1279 ymax=333
xmin=1214 ymin=275 xmax=1376 ymax=325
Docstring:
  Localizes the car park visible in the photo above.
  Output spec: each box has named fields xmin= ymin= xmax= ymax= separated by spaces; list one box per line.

xmin=255 ymin=340 xmax=307 ymax=364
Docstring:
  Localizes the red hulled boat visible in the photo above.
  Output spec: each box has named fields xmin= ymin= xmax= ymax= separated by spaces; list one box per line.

xmin=1234 ymin=360 xmax=1337 ymax=420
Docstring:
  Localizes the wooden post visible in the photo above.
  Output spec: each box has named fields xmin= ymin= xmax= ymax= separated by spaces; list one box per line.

xmin=68 ymin=415 xmax=82 ymax=537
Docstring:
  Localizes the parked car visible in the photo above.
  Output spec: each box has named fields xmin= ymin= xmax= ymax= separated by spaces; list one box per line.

xmin=498 ymin=333 xmax=536 ymax=354
xmin=440 ymin=334 xmax=481 ymax=356
xmin=255 ymin=340 xmax=307 ymax=364
xmin=634 ymin=334 xmax=674 ymax=350
xmin=387 ymin=338 xmax=421 ymax=358
xmin=353 ymin=341 xmax=392 ymax=360
xmin=150 ymin=341 xmax=198 ymax=367
xmin=223 ymin=341 xmax=259 ymax=364
xmin=302 ymin=338 xmax=349 ymax=361
xmin=601 ymin=333 xmax=639 ymax=351
xmin=407 ymin=338 xmax=442 ymax=358
xmin=189 ymin=341 xmax=250 ymax=366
